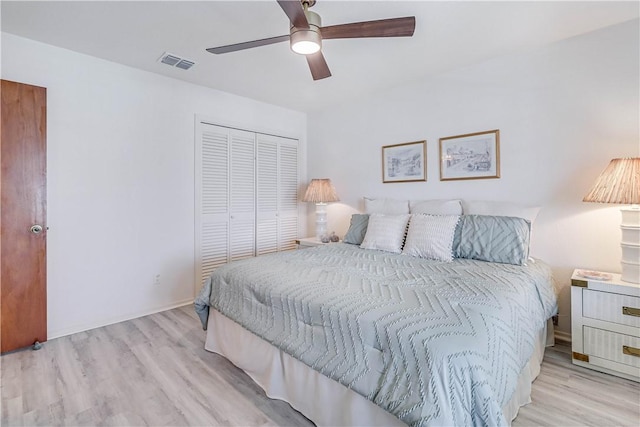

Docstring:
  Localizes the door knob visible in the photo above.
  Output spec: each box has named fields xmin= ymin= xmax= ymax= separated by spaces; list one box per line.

xmin=30 ymin=224 xmax=43 ymax=234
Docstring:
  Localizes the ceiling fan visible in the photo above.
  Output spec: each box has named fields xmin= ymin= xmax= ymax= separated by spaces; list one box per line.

xmin=206 ymin=0 xmax=416 ymax=81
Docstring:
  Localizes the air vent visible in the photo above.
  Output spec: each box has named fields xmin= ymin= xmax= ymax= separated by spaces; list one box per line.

xmin=158 ymin=52 xmax=196 ymax=71
xmin=175 ymin=59 xmax=195 ymax=70
xmin=160 ymin=54 xmax=181 ymax=66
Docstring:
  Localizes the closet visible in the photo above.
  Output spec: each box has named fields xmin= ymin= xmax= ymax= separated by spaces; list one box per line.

xmin=195 ymin=122 xmax=299 ymax=286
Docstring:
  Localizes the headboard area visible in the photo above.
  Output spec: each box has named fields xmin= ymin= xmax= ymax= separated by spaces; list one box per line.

xmin=363 ymin=197 xmax=540 ymax=223
xmin=350 ymin=197 xmax=540 ymax=266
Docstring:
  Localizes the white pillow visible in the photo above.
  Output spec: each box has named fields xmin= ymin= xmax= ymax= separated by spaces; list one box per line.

xmin=364 ymin=197 xmax=409 ymax=215
xmin=403 ymin=214 xmax=460 ymax=261
xmin=409 ymin=199 xmax=463 ymax=215
xmin=360 ymin=214 xmax=410 ymax=253
xmin=461 ymin=200 xmax=540 ymax=223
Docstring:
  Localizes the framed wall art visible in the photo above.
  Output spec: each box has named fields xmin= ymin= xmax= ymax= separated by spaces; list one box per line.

xmin=382 ymin=140 xmax=426 ymax=183
xmin=439 ymin=129 xmax=500 ymax=181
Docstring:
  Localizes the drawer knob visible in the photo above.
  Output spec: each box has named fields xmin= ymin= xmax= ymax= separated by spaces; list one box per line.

xmin=622 ymin=345 xmax=640 ymax=357
xmin=622 ymin=306 xmax=640 ymax=317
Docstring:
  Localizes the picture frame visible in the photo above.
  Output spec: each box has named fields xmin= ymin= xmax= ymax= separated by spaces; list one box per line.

xmin=439 ymin=129 xmax=500 ymax=181
xmin=382 ymin=140 xmax=426 ymax=183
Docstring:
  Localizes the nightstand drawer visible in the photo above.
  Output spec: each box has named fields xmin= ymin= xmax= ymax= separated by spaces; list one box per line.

xmin=584 ymin=327 xmax=640 ymax=368
xmin=583 ymin=289 xmax=640 ymax=328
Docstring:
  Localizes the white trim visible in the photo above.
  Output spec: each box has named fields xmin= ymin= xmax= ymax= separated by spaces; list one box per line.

xmin=194 ymin=114 xmax=303 ymax=144
xmin=48 ymin=298 xmax=194 ymax=340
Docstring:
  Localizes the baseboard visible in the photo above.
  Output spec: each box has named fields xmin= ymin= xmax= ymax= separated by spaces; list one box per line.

xmin=48 ymin=298 xmax=194 ymax=340
xmin=554 ymin=330 xmax=571 ymax=344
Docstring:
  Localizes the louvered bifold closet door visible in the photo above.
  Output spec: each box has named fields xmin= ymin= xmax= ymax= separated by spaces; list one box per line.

xmin=196 ymin=123 xmax=230 ymax=286
xmin=278 ymin=139 xmax=299 ymax=251
xmin=197 ymin=122 xmax=298 ymax=290
xmin=256 ymin=137 xmax=279 ymax=255
xmin=256 ymin=134 xmax=299 ymax=254
xmin=229 ymin=130 xmax=256 ymax=261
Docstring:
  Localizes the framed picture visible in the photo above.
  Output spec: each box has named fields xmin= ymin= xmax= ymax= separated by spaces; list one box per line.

xmin=439 ymin=129 xmax=500 ymax=181
xmin=382 ymin=140 xmax=426 ymax=183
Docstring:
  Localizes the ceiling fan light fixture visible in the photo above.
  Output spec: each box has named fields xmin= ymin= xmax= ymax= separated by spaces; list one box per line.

xmin=291 ymin=33 xmax=321 ymax=55
xmin=206 ymin=0 xmax=417 ymax=81
xmin=290 ymin=9 xmax=322 ymax=55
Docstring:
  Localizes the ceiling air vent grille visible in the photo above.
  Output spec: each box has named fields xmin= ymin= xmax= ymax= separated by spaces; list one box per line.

xmin=175 ymin=59 xmax=195 ymax=70
xmin=158 ymin=52 xmax=195 ymax=70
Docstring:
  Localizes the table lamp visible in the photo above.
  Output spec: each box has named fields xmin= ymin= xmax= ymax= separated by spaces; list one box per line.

xmin=583 ymin=157 xmax=640 ymax=283
xmin=302 ymin=178 xmax=339 ymax=239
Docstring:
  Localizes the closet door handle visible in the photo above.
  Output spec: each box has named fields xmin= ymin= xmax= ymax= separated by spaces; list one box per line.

xmin=30 ymin=224 xmax=43 ymax=234
xmin=622 ymin=306 xmax=640 ymax=317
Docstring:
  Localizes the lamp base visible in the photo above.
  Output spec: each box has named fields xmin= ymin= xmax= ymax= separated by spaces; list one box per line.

xmin=621 ymin=261 xmax=640 ymax=283
xmin=620 ymin=207 xmax=640 ymax=284
xmin=315 ymin=202 xmax=328 ymax=239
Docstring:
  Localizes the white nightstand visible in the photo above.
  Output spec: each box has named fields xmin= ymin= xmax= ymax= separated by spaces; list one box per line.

xmin=571 ymin=269 xmax=640 ymax=382
xmin=295 ymin=237 xmax=337 ymax=249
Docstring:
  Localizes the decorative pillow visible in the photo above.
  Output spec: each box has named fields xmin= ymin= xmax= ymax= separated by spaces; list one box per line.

xmin=360 ymin=214 xmax=410 ymax=253
xmin=363 ymin=197 xmax=409 ymax=215
xmin=409 ymin=199 xmax=463 ymax=215
xmin=403 ymin=214 xmax=460 ymax=261
xmin=461 ymin=200 xmax=540 ymax=224
xmin=452 ymin=220 xmax=464 ymax=257
xmin=455 ymin=215 xmax=531 ymax=265
xmin=343 ymin=214 xmax=370 ymax=245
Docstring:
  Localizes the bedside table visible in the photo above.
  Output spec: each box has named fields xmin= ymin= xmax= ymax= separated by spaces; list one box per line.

xmin=295 ymin=237 xmax=337 ymax=248
xmin=571 ymin=269 xmax=640 ymax=382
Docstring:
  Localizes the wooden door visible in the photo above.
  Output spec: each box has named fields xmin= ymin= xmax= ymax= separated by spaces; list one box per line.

xmin=1 ymin=80 xmax=47 ymax=353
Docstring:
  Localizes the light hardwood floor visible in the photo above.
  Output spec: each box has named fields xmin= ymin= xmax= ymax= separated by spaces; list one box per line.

xmin=1 ymin=306 xmax=638 ymax=426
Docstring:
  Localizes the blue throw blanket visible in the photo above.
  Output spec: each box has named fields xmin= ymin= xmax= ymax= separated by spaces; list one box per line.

xmin=195 ymin=243 xmax=557 ymax=426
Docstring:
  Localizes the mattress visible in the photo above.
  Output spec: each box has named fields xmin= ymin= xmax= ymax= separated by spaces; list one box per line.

xmin=195 ymin=243 xmax=557 ymax=426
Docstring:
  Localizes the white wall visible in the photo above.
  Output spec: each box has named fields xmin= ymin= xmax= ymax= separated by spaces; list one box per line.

xmin=307 ymin=20 xmax=640 ymax=337
xmin=1 ymin=33 xmax=307 ymax=339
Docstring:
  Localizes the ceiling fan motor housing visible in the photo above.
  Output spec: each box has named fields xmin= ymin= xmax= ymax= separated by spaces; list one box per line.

xmin=290 ymin=9 xmax=322 ymax=55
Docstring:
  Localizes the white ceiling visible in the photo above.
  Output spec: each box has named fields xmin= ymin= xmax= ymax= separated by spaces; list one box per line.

xmin=2 ymin=1 xmax=638 ymax=113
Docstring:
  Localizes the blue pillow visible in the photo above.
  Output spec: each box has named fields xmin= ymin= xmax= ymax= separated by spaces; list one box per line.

xmin=343 ymin=214 xmax=369 ymax=245
xmin=454 ymin=215 xmax=531 ymax=265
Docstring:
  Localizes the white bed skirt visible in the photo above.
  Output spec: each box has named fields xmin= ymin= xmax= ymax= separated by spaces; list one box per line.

xmin=205 ymin=309 xmax=553 ymax=426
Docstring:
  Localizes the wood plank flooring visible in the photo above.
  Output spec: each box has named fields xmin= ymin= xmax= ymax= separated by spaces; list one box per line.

xmin=1 ymin=305 xmax=638 ymax=426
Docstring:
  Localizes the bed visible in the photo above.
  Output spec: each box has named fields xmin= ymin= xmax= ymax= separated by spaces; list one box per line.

xmin=195 ymin=240 xmax=557 ymax=426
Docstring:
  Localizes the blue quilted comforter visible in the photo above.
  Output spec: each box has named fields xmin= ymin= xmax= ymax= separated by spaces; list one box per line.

xmin=195 ymin=243 xmax=557 ymax=426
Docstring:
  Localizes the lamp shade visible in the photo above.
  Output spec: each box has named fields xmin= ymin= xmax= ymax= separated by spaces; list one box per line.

xmin=583 ymin=158 xmax=640 ymax=204
xmin=302 ymin=179 xmax=340 ymax=203
xmin=583 ymin=157 xmax=640 ymax=284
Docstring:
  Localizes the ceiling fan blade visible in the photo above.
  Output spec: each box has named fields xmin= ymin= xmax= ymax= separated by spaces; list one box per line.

xmin=206 ymin=35 xmax=290 ymax=54
xmin=306 ymin=52 xmax=331 ymax=80
xmin=277 ymin=0 xmax=309 ymax=29
xmin=321 ymin=16 xmax=416 ymax=39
